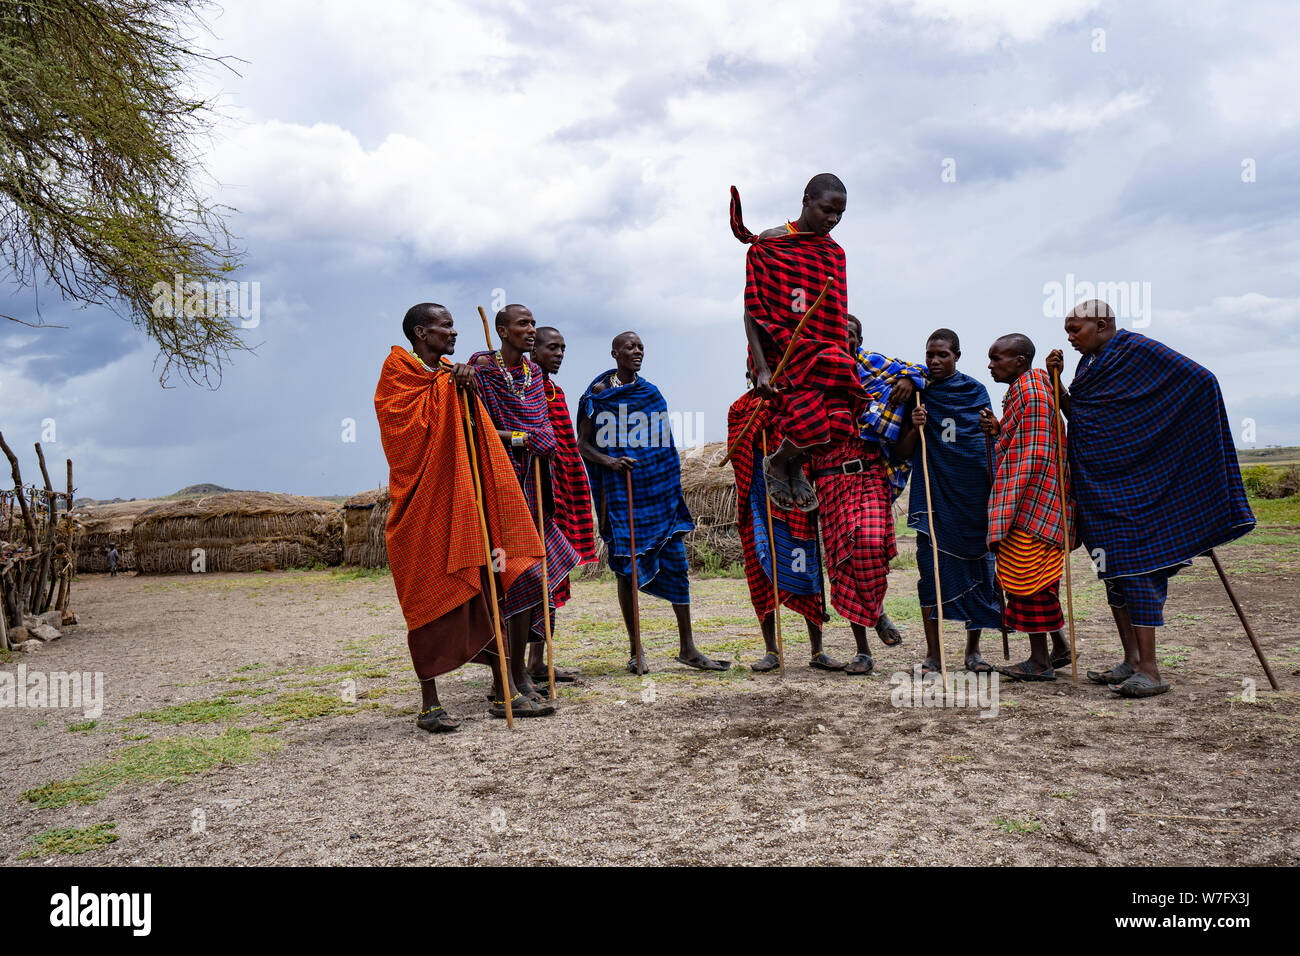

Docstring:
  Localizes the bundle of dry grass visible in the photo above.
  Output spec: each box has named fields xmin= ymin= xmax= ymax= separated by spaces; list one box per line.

xmin=343 ymin=488 xmax=389 ymax=567
xmin=132 ymin=493 xmax=343 ymax=574
xmin=577 ymin=441 xmax=741 ymax=577
xmin=679 ymin=442 xmax=742 ymax=569
xmin=74 ymin=499 xmax=166 ymax=573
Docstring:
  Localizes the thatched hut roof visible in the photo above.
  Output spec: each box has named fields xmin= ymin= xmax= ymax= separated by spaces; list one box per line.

xmin=344 ymin=488 xmax=387 ymax=510
xmin=74 ymin=498 xmax=167 ymax=572
xmin=132 ymin=492 xmax=343 ymax=574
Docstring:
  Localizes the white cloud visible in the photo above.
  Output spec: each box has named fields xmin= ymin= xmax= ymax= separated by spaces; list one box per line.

xmin=9 ymin=0 xmax=1300 ymax=498
xmin=1000 ymin=88 xmax=1152 ymax=135
xmin=902 ymin=0 xmax=1099 ymax=50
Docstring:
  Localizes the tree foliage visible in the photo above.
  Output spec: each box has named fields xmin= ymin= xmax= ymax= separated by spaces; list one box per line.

xmin=0 ymin=0 xmax=247 ymax=384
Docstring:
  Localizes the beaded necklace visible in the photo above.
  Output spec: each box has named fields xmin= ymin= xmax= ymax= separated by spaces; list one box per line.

xmin=494 ymin=350 xmax=532 ymax=397
xmin=409 ymin=349 xmax=439 ymax=373
xmin=607 ymin=371 xmax=637 ymax=389
xmin=545 ymin=379 xmax=557 ymax=402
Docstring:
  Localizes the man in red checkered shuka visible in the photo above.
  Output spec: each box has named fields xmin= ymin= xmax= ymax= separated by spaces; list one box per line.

xmin=732 ymin=175 xmax=898 ymax=643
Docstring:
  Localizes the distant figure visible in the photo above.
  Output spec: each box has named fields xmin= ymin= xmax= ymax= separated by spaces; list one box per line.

xmin=107 ymin=544 xmax=120 ymax=577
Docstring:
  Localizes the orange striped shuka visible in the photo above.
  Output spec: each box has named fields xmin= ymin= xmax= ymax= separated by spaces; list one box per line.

xmin=988 ymin=367 xmax=1072 ymax=634
xmin=374 ymin=347 xmax=544 ymax=677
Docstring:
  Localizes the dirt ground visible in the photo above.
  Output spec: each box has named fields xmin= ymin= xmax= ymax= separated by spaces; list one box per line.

xmin=3 ymin=522 xmax=1299 ymax=866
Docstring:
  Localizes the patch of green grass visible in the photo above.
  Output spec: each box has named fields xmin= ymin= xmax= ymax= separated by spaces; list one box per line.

xmin=694 ymin=545 xmax=746 ymax=578
xmin=330 ymin=566 xmax=391 ymax=581
xmin=127 ymin=697 xmax=247 ymax=725
xmin=1157 ymin=644 xmax=1193 ymax=668
xmin=993 ymin=817 xmax=1042 ymax=835
xmin=19 ymin=822 xmax=119 ymax=858
xmin=120 ymin=733 xmax=151 ymax=741
xmin=556 ymin=687 xmax=604 ymax=704
xmin=23 ymin=728 xmax=280 ymax=809
xmin=1049 ymin=788 xmax=1076 ymax=800
xmin=67 ymin=720 xmax=98 ymax=733
xmin=234 ymin=662 xmax=266 ymax=673
xmin=361 ymin=669 xmax=390 ymax=679
xmin=1247 ymin=494 xmax=1300 ymax=530
xmin=258 ymin=691 xmax=363 ymax=722
xmin=890 ymin=549 xmax=917 ymax=571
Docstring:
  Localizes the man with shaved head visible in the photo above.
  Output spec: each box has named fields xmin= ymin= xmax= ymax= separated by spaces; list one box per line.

xmin=831 ymin=312 xmax=928 ymax=672
xmin=979 ymin=333 xmax=1074 ymax=681
xmin=577 ymin=331 xmax=729 ymax=673
xmin=468 ymin=304 xmax=580 ymax=713
xmin=527 ymin=325 xmax=598 ymax=685
xmin=375 ymin=303 xmax=551 ymax=730
xmin=730 ymin=174 xmax=865 ymax=514
xmin=893 ymin=327 xmax=1005 ymax=675
xmin=1047 ymin=300 xmax=1254 ymax=698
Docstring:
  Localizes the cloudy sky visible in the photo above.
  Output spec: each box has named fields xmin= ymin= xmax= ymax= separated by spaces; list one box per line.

xmin=3 ymin=0 xmax=1299 ymax=499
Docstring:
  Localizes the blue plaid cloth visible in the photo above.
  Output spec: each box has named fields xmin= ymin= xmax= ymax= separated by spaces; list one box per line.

xmin=581 ymin=370 xmax=694 ymax=604
xmin=915 ymin=532 xmax=1004 ymax=630
xmin=749 ymin=451 xmax=822 ymax=596
xmin=907 ymin=371 xmax=993 ymax=558
xmin=855 ymin=347 xmax=927 ymax=500
xmin=1068 ymin=330 xmax=1254 ymax=578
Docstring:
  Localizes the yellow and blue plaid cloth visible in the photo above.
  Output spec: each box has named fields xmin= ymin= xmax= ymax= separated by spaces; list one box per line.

xmin=854 ymin=346 xmax=928 ymax=500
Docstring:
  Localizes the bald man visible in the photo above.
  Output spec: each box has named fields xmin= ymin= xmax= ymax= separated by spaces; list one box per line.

xmin=527 ymin=325 xmax=598 ymax=684
xmin=980 ymin=334 xmax=1074 ymax=681
xmin=577 ymin=332 xmax=729 ymax=673
xmin=1047 ymin=300 xmax=1254 ymax=698
xmin=469 ymin=304 xmax=580 ymax=708
xmin=375 ymin=303 xmax=553 ymax=728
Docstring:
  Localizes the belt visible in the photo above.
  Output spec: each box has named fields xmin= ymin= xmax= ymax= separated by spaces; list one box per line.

xmin=810 ymin=457 xmax=872 ymax=479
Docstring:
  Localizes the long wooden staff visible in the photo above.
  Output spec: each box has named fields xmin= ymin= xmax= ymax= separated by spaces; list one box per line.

xmin=461 ymin=389 xmax=514 ymax=728
xmin=984 ymin=430 xmax=1011 ymax=660
xmin=626 ymin=469 xmax=645 ymax=675
xmin=720 ymin=277 xmax=833 ymax=465
xmin=477 ymin=306 xmax=495 ymax=352
xmin=533 ymin=457 xmax=556 ymax=700
xmin=1208 ymin=549 xmax=1280 ymax=690
xmin=917 ymin=403 xmax=949 ymax=688
xmin=761 ymin=429 xmax=785 ymax=674
xmin=1050 ymin=370 xmax=1079 ymax=684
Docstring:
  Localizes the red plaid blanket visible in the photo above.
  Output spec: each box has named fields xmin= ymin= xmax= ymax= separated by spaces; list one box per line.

xmin=988 ymin=368 xmax=1074 ymax=549
xmin=546 ymin=379 xmax=597 ymax=564
xmin=730 ymin=186 xmax=864 ymax=445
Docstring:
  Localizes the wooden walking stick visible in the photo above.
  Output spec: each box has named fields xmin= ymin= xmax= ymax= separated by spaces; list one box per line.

xmin=720 ymin=277 xmax=833 ymax=466
xmin=532 ymin=457 xmax=557 ymax=700
xmin=1208 ymin=549 xmax=1280 ymax=690
xmin=460 ymin=389 xmax=514 ymax=728
xmin=984 ymin=430 xmax=1011 ymax=660
xmin=917 ymin=404 xmax=949 ymax=687
xmin=761 ymin=430 xmax=786 ymax=674
xmin=477 ymin=306 xmax=495 ymax=352
xmin=1051 ymin=369 xmax=1079 ymax=685
xmin=626 ymin=468 xmax=646 ymax=676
